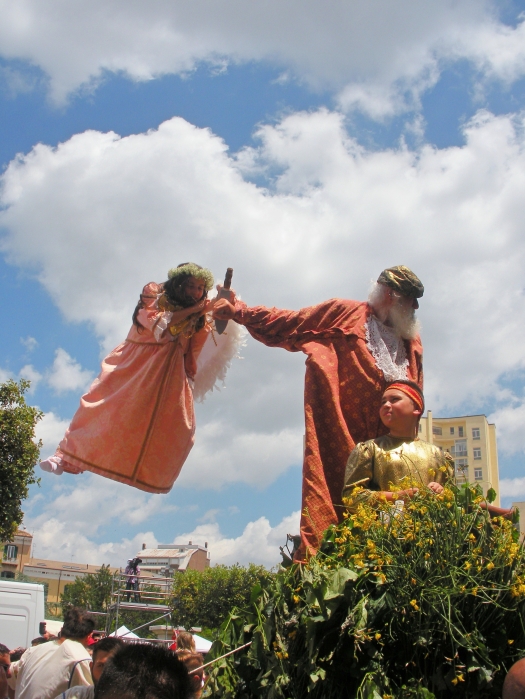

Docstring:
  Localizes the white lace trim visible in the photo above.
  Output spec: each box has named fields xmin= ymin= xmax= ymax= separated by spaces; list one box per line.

xmin=365 ymin=316 xmax=409 ymax=382
xmin=153 ymin=310 xmax=173 ymax=342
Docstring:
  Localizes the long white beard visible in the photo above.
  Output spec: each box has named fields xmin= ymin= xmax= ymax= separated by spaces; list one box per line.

xmin=387 ymin=304 xmax=421 ymax=340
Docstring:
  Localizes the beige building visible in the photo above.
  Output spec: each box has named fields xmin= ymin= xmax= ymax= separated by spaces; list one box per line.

xmin=1 ymin=529 xmax=33 ymax=578
xmin=137 ymin=542 xmax=210 ymax=576
xmin=1 ymin=530 xmax=117 ymax=608
xmin=419 ymin=411 xmax=500 ymax=505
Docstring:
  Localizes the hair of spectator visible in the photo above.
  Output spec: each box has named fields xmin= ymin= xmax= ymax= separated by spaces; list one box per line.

xmin=62 ymin=607 xmax=95 ymax=640
xmin=94 ymin=642 xmax=191 ymax=699
xmin=175 ymin=632 xmax=195 ymax=652
xmin=92 ymin=637 xmax=124 ymax=662
xmin=0 ymin=644 xmax=9 ymax=656
xmin=9 ymin=647 xmax=26 ymax=661
xmin=31 ymin=637 xmax=49 ymax=645
xmin=177 ymin=653 xmax=204 ymax=694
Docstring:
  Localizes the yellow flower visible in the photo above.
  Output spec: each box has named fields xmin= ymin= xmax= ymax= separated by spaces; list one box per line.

xmin=293 ymin=595 xmax=300 ymax=604
xmin=375 ymin=633 xmax=382 ymax=641
xmin=410 ymin=599 xmax=420 ymax=611
xmin=464 ymin=561 xmax=472 ymax=571
xmin=508 ymin=639 xmax=515 ymax=645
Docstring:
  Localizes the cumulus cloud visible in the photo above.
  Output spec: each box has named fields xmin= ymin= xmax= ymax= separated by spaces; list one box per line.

xmin=177 ymin=510 xmax=301 ymax=567
xmin=46 ymin=347 xmax=94 ymax=394
xmin=0 ymin=1 xmax=524 ymax=116
xmin=21 ymin=336 xmax=38 ymax=352
xmin=500 ymin=477 xmax=525 ymax=499
xmin=19 ymin=364 xmax=43 ymax=392
xmin=2 ymin=107 xmax=525 ymax=424
xmin=489 ymin=400 xmax=525 ymax=455
xmin=35 ymin=411 xmax=71 ymax=457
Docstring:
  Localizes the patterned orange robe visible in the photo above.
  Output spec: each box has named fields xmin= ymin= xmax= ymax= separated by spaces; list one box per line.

xmin=52 ymin=282 xmax=209 ymax=493
xmin=234 ymin=298 xmax=423 ymax=559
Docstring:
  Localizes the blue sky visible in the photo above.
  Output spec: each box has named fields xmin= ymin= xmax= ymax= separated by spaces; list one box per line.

xmin=2 ymin=0 xmax=525 ymax=567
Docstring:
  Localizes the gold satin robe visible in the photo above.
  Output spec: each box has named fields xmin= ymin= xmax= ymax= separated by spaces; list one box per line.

xmin=342 ymin=435 xmax=454 ymax=505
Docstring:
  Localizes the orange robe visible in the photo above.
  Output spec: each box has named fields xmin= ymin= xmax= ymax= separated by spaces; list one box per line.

xmin=234 ymin=299 xmax=423 ymax=559
xmin=53 ymin=282 xmax=209 ymax=493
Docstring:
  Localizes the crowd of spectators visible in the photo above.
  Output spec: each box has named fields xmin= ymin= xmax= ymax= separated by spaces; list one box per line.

xmin=1 ymin=608 xmax=207 ymax=699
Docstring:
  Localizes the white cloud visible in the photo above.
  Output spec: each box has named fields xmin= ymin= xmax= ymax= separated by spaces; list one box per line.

xmin=21 ymin=336 xmax=38 ymax=352
xmin=489 ymin=400 xmax=525 ymax=455
xmin=177 ymin=510 xmax=301 ymax=567
xmin=0 ymin=1 xmax=524 ymax=116
xmin=35 ymin=411 xmax=71 ymax=458
xmin=46 ymin=348 xmax=94 ymax=394
xmin=19 ymin=364 xmax=43 ymax=392
xmin=500 ymin=477 xmax=525 ymax=499
xmin=3 ymin=106 xmax=525 ymax=471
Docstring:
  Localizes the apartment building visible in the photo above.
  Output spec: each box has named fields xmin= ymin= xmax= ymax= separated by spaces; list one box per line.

xmin=419 ymin=411 xmax=500 ymax=506
xmin=137 ymin=542 xmax=211 ymax=577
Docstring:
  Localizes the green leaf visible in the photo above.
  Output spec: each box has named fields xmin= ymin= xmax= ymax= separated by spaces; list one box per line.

xmin=486 ymin=487 xmax=497 ymax=504
xmin=325 ymin=568 xmax=358 ymax=600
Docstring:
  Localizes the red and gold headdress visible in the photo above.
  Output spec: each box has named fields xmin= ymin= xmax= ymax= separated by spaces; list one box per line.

xmin=385 ymin=382 xmax=424 ymax=414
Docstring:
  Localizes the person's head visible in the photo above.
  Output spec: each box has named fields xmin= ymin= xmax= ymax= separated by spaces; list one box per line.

xmin=90 ymin=637 xmax=124 ymax=686
xmin=503 ymin=658 xmax=525 ymax=699
xmin=175 ymin=632 xmax=195 ymax=653
xmin=177 ymin=652 xmax=204 ymax=698
xmin=164 ymin=263 xmax=214 ymax=309
xmin=9 ymin=647 xmax=25 ymax=662
xmin=0 ymin=643 xmax=11 ymax=696
xmin=368 ymin=266 xmax=424 ymax=340
xmin=379 ymin=380 xmax=424 ymax=438
xmin=61 ymin=607 xmax=95 ymax=645
xmin=31 ymin=636 xmax=50 ymax=646
xmin=94 ymin=642 xmax=191 ymax=699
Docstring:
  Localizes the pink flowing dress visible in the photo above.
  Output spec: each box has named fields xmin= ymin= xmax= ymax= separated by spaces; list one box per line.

xmin=48 ymin=282 xmax=209 ymax=493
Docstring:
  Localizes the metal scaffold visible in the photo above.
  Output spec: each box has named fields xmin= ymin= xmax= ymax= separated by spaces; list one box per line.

xmin=105 ymin=571 xmax=173 ymax=639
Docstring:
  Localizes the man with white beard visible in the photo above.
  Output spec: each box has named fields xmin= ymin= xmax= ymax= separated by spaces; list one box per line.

xmin=213 ymin=266 xmax=424 ymax=561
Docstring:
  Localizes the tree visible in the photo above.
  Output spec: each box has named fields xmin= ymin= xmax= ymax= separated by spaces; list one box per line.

xmin=172 ymin=563 xmax=274 ymax=633
xmin=60 ymin=564 xmax=113 ymax=612
xmin=0 ymin=379 xmax=42 ymax=541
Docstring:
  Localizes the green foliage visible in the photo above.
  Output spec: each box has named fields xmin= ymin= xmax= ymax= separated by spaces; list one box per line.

xmin=0 ymin=379 xmax=42 ymax=541
xmin=206 ymin=483 xmax=525 ymax=699
xmin=172 ymin=564 xmax=274 ymax=632
xmin=60 ymin=564 xmax=113 ymax=612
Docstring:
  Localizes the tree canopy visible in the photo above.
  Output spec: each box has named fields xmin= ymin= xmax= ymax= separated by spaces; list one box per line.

xmin=172 ymin=563 xmax=274 ymax=633
xmin=0 ymin=379 xmax=42 ymax=541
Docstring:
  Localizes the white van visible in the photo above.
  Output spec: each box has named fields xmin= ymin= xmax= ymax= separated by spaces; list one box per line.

xmin=0 ymin=579 xmax=45 ymax=648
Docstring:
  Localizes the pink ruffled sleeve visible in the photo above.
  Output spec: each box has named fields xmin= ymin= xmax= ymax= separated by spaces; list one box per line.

xmin=136 ymin=282 xmax=173 ymax=342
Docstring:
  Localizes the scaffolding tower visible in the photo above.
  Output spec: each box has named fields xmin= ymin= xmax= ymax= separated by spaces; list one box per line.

xmin=105 ymin=571 xmax=173 ymax=638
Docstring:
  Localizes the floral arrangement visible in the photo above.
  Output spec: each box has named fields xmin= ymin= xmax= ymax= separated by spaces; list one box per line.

xmin=205 ymin=482 xmax=525 ymax=699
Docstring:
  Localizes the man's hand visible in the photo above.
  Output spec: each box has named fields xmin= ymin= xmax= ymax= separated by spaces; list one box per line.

xmin=428 ymin=481 xmax=444 ymax=494
xmin=213 ymin=298 xmax=236 ymax=320
xmin=169 ymin=298 xmax=211 ymax=327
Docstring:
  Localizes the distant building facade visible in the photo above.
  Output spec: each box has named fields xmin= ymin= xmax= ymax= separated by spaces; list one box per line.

xmin=137 ymin=542 xmax=210 ymax=577
xmin=1 ymin=530 xmax=117 ymax=607
xmin=419 ymin=411 xmax=500 ymax=505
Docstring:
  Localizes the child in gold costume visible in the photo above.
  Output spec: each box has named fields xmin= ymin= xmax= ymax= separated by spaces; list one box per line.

xmin=342 ymin=380 xmax=453 ymax=507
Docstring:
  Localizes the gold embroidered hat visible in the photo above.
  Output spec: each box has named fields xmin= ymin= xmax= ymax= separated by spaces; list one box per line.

xmin=377 ymin=265 xmax=424 ymax=299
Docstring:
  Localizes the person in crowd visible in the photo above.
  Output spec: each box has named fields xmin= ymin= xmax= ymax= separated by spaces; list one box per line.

xmin=342 ymin=380 xmax=452 ymax=506
xmin=0 ymin=644 xmax=11 ymax=699
xmin=94 ymin=642 xmax=190 ymax=699
xmin=503 ymin=658 xmax=525 ymax=699
xmin=213 ymin=265 xmax=424 ymax=560
xmin=31 ymin=637 xmax=50 ymax=647
xmin=174 ymin=632 xmax=195 ymax=654
xmin=54 ymin=637 xmax=124 ymax=699
xmin=125 ymin=558 xmax=142 ymax=603
xmin=176 ymin=652 xmax=205 ymax=699
xmin=177 ymin=650 xmax=206 ymax=699
xmin=9 ymin=607 xmax=94 ymax=699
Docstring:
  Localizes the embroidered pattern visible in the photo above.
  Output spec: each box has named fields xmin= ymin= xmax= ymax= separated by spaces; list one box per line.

xmin=365 ymin=316 xmax=409 ymax=382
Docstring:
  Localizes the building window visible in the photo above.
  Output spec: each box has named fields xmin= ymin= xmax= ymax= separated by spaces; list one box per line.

xmin=458 ymin=426 xmax=464 ymax=437
xmin=473 ymin=448 xmax=481 ymax=460
xmin=455 ymin=458 xmax=468 ymax=478
xmin=450 ymin=427 xmax=455 ymax=435
xmin=1 ymin=571 xmax=15 ymax=579
xmin=474 ymin=468 xmax=482 ymax=480
xmin=472 ymin=428 xmax=480 ymax=440
xmin=433 ymin=426 xmax=442 ymax=435
xmin=453 ymin=440 xmax=467 ymax=457
xmin=3 ymin=545 xmax=18 ymax=561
